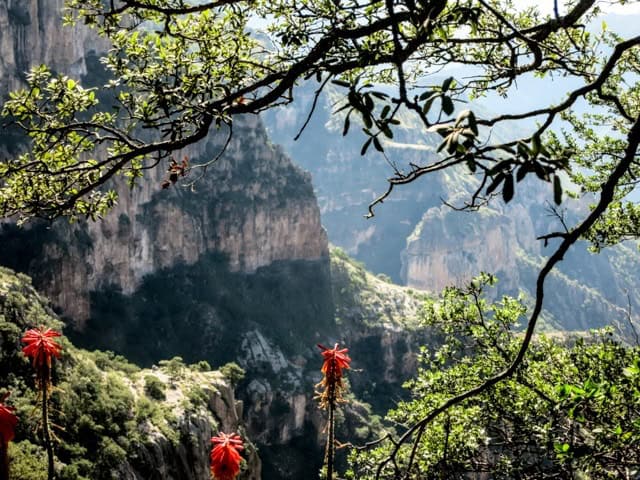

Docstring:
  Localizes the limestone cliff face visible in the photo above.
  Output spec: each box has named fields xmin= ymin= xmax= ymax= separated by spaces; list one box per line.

xmin=32 ymin=115 xmax=328 ymax=325
xmin=401 ymin=201 xmax=537 ymax=294
xmin=232 ymin=250 xmax=428 ymax=478
xmin=0 ymin=0 xmax=109 ymax=93
xmin=0 ymin=1 xmax=328 ymax=326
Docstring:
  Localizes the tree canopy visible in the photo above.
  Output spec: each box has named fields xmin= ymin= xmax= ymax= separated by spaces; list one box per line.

xmin=3 ymin=0 xmax=638 ymax=223
xmin=2 ymin=0 xmax=640 ymax=477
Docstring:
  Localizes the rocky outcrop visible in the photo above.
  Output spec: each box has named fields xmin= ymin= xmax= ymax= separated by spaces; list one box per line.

xmin=401 ymin=201 xmax=535 ymax=294
xmin=116 ymin=368 xmax=261 ymax=480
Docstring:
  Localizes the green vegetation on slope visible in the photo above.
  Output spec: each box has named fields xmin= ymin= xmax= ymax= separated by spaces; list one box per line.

xmin=347 ymin=275 xmax=640 ymax=479
xmin=330 ymin=247 xmax=427 ymax=329
xmin=0 ymin=266 xmax=251 ymax=480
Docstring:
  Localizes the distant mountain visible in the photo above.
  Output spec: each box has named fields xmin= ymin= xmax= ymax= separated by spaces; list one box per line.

xmin=264 ymin=84 xmax=640 ymax=333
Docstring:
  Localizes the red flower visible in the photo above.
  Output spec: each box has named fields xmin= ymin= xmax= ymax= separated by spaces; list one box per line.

xmin=318 ymin=343 xmax=351 ymax=380
xmin=21 ymin=327 xmax=62 ymax=369
xmin=210 ymin=432 xmax=243 ymax=480
xmin=316 ymin=343 xmax=351 ymax=408
xmin=0 ymin=393 xmax=17 ymax=446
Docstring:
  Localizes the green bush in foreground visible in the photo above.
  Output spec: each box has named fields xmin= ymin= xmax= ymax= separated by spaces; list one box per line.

xmin=348 ymin=274 xmax=640 ymax=479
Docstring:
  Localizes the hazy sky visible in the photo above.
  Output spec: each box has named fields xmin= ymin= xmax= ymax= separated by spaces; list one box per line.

xmin=516 ymin=0 xmax=640 ymax=14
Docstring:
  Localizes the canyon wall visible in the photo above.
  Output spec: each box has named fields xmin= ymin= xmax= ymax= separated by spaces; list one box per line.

xmin=0 ymin=0 xmax=328 ymax=326
xmin=265 ymin=85 xmax=640 ymax=333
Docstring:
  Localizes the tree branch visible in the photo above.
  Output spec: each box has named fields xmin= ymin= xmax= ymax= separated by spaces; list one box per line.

xmin=375 ymin=113 xmax=640 ymax=479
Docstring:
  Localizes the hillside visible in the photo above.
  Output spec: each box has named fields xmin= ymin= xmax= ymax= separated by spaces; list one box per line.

xmin=0 ymin=266 xmax=260 ymax=480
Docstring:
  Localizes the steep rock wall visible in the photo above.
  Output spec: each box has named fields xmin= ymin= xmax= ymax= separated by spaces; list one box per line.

xmin=401 ymin=201 xmax=537 ymax=294
xmin=0 ymin=1 xmax=328 ymax=326
xmin=0 ymin=0 xmax=109 ymax=93
xmin=22 ymin=115 xmax=328 ymax=326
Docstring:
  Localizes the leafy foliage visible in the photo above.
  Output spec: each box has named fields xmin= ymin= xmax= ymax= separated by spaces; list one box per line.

xmin=0 ymin=0 xmax=638 ymax=230
xmin=348 ymin=275 xmax=640 ymax=479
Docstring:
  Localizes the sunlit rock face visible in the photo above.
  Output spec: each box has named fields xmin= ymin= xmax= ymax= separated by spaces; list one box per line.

xmin=11 ymin=114 xmax=329 ymax=327
xmin=0 ymin=2 xmax=328 ymax=326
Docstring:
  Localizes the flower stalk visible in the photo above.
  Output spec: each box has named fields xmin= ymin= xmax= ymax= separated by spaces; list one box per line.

xmin=316 ymin=343 xmax=351 ymax=480
xmin=21 ymin=327 xmax=62 ymax=480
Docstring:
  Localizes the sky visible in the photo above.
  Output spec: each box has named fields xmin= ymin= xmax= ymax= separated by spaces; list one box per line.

xmin=516 ymin=0 xmax=640 ymax=15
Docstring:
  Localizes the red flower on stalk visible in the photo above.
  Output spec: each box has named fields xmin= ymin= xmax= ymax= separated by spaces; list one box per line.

xmin=0 ymin=393 xmax=17 ymax=446
xmin=316 ymin=343 xmax=351 ymax=408
xmin=318 ymin=343 xmax=351 ymax=381
xmin=210 ymin=432 xmax=244 ymax=480
xmin=21 ymin=327 xmax=62 ymax=370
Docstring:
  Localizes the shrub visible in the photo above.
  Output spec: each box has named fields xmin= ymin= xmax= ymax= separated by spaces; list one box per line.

xmin=144 ymin=375 xmax=166 ymax=401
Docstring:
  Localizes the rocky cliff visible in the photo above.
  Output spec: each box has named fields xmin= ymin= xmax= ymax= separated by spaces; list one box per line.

xmin=0 ymin=0 xmax=109 ymax=93
xmin=264 ymin=86 xmax=640 ymax=333
xmin=233 ymin=248 xmax=428 ymax=478
xmin=1 ymin=113 xmax=328 ymax=326
xmin=0 ymin=0 xmax=328 ymax=327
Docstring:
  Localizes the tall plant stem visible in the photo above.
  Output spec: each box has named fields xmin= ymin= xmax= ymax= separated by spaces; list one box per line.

xmin=41 ymin=369 xmax=54 ymax=480
xmin=326 ymin=399 xmax=335 ymax=480
xmin=0 ymin=438 xmax=8 ymax=480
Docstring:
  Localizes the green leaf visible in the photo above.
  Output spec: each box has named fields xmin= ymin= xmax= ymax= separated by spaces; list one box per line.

xmin=373 ymin=136 xmax=383 ymax=152
xmin=502 ymin=173 xmax=514 ymax=203
xmin=419 ymin=90 xmax=433 ymax=101
xmin=554 ymin=175 xmax=563 ymax=205
xmin=517 ymin=141 xmax=530 ymax=160
xmin=363 ymin=93 xmax=374 ymax=112
xmin=486 ymin=173 xmax=504 ymax=195
xmin=531 ymin=134 xmax=541 ymax=157
xmin=487 ymin=160 xmax=509 ymax=176
xmin=362 ymin=112 xmax=373 ymax=129
xmin=342 ymin=114 xmax=351 ymax=136
xmin=442 ymin=76 xmax=454 ymax=92
xmin=442 ymin=96 xmax=454 ymax=116
xmin=361 ymin=137 xmax=372 ymax=156
xmin=331 ymin=79 xmax=351 ymax=88
xmin=465 ymin=154 xmax=476 ymax=172
xmin=468 ymin=110 xmax=478 ymax=136
xmin=422 ymin=94 xmax=437 ymax=114
xmin=516 ymin=164 xmax=528 ymax=182
xmin=534 ymin=162 xmax=549 ymax=181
